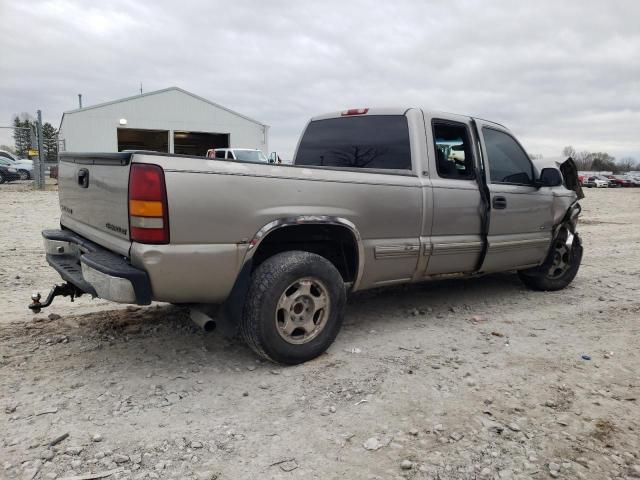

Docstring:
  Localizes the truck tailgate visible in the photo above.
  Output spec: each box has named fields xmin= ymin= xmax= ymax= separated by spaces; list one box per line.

xmin=58 ymin=153 xmax=132 ymax=256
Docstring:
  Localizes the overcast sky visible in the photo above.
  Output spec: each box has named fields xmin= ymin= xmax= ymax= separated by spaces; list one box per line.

xmin=1 ymin=0 xmax=639 ymax=160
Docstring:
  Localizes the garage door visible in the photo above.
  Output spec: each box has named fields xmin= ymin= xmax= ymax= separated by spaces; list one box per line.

xmin=173 ymin=131 xmax=229 ymax=156
xmin=117 ymin=128 xmax=169 ymax=152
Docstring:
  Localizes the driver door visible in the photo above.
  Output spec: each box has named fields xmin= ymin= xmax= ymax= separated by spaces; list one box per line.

xmin=477 ymin=123 xmax=554 ymax=272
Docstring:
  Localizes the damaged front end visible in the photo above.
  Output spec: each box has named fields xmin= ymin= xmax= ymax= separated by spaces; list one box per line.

xmin=551 ymin=156 xmax=583 ymax=250
xmin=542 ymin=162 xmax=583 ymax=278
xmin=521 ymin=157 xmax=583 ymax=284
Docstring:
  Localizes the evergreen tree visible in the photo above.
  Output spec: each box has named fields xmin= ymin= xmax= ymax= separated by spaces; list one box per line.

xmin=12 ymin=114 xmax=34 ymax=158
xmin=13 ymin=116 xmax=29 ymax=158
xmin=42 ymin=122 xmax=58 ymax=162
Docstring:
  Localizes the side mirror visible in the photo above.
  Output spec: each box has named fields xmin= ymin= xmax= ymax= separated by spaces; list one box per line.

xmin=536 ymin=168 xmax=563 ymax=188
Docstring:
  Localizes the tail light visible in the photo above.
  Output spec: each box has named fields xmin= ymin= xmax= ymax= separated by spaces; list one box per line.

xmin=128 ymin=163 xmax=169 ymax=244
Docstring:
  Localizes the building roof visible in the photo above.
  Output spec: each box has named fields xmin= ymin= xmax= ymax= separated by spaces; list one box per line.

xmin=60 ymin=86 xmax=267 ymax=127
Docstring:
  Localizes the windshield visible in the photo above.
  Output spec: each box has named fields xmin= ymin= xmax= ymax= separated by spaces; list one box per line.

xmin=0 ymin=153 xmax=17 ymax=163
xmin=234 ymin=150 xmax=267 ymax=162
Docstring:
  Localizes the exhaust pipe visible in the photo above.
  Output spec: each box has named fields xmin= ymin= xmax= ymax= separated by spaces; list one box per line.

xmin=189 ymin=308 xmax=216 ymax=332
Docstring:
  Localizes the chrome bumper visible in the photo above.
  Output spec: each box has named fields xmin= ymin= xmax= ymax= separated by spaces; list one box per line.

xmin=42 ymin=229 xmax=152 ymax=305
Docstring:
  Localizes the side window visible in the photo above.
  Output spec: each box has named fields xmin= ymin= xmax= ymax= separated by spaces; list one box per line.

xmin=295 ymin=115 xmax=412 ymax=171
xmin=226 ymin=151 xmax=235 ymax=160
xmin=214 ymin=150 xmax=226 ymax=159
xmin=483 ymin=128 xmax=534 ymax=185
xmin=433 ymin=122 xmax=475 ymax=179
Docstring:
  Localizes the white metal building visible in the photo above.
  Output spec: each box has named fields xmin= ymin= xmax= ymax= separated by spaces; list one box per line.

xmin=58 ymin=87 xmax=269 ymax=156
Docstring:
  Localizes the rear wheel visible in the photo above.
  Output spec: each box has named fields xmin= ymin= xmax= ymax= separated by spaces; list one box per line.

xmin=241 ymin=251 xmax=346 ymax=364
xmin=518 ymin=231 xmax=582 ymax=291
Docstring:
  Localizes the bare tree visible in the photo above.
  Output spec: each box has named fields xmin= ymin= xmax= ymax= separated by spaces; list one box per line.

xmin=327 ymin=145 xmax=390 ymax=168
xmin=562 ymin=146 xmax=638 ymax=173
xmin=562 ymin=146 xmax=594 ymax=169
xmin=571 ymin=151 xmax=593 ymax=170
xmin=617 ymin=157 xmax=637 ymax=172
xmin=562 ymin=146 xmax=577 ymax=159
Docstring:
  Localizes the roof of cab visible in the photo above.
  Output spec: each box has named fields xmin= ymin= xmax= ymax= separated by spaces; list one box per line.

xmin=310 ymin=107 xmax=506 ymax=129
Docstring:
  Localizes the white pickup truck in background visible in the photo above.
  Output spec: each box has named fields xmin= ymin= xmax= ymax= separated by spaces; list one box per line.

xmin=206 ymin=148 xmax=270 ymax=163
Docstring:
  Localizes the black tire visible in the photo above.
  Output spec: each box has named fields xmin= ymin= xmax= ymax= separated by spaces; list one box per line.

xmin=0 ymin=172 xmax=5 ymax=184
xmin=18 ymin=169 xmax=29 ymax=180
xmin=518 ymin=233 xmax=582 ymax=291
xmin=241 ymin=251 xmax=346 ymax=364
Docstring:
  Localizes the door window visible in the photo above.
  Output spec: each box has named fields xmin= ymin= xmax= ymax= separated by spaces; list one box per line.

xmin=214 ymin=150 xmax=226 ymax=159
xmin=433 ymin=122 xmax=475 ymax=179
xmin=226 ymin=151 xmax=235 ymax=160
xmin=483 ymin=128 xmax=534 ymax=185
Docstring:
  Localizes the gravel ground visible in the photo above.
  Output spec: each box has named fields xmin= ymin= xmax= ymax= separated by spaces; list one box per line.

xmin=1 ymin=185 xmax=639 ymax=480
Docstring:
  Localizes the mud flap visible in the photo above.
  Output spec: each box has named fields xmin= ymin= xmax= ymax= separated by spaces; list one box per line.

xmin=216 ymin=259 xmax=254 ymax=336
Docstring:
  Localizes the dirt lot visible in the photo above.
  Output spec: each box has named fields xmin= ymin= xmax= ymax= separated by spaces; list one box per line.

xmin=1 ymin=184 xmax=639 ymax=480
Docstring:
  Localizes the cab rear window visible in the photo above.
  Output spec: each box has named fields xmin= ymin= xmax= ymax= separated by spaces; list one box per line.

xmin=295 ymin=115 xmax=412 ymax=171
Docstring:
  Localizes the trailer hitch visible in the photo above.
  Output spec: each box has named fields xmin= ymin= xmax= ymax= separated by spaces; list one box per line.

xmin=29 ymin=283 xmax=85 ymax=314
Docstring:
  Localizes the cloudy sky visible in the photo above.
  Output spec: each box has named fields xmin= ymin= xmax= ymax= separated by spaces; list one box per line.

xmin=1 ymin=0 xmax=639 ymax=160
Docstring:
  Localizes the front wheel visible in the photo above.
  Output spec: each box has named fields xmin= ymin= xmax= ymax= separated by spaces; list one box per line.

xmin=18 ymin=169 xmax=30 ymax=180
xmin=241 ymin=251 xmax=346 ymax=364
xmin=518 ymin=232 xmax=582 ymax=291
xmin=0 ymin=171 xmax=5 ymax=184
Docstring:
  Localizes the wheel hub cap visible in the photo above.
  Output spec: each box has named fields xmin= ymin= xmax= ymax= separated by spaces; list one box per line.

xmin=547 ymin=240 xmax=571 ymax=279
xmin=275 ymin=277 xmax=330 ymax=345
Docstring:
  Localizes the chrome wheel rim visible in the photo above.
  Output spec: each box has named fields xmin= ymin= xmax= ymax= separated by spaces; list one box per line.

xmin=275 ymin=277 xmax=330 ymax=345
xmin=547 ymin=239 xmax=571 ymax=279
xmin=19 ymin=170 xmax=28 ymax=180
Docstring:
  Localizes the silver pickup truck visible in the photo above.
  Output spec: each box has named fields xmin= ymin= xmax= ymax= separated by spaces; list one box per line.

xmin=32 ymin=107 xmax=584 ymax=364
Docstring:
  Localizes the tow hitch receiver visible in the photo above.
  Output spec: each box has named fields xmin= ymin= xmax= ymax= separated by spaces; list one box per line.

xmin=29 ymin=283 xmax=85 ymax=314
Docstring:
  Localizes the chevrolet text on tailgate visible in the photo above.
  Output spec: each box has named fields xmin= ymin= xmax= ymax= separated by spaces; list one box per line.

xmin=30 ymin=108 xmax=584 ymax=364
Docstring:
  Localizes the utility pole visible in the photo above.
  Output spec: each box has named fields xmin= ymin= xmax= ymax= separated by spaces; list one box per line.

xmin=36 ymin=110 xmax=45 ymax=190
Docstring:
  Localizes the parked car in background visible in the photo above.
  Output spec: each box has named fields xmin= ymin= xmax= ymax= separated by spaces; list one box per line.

xmin=597 ymin=175 xmax=617 ymax=187
xmin=611 ymin=175 xmax=634 ymax=187
xmin=604 ymin=175 xmax=625 ymax=187
xmin=620 ymin=175 xmax=640 ymax=187
xmin=578 ymin=175 xmax=585 ymax=186
xmin=0 ymin=156 xmax=34 ymax=180
xmin=206 ymin=148 xmax=270 ymax=163
xmin=584 ymin=176 xmax=608 ymax=188
xmin=0 ymin=164 xmax=19 ymax=184
xmin=0 ymin=150 xmax=17 ymax=162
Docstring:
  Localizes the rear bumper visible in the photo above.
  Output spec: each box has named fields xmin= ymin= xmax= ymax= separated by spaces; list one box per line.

xmin=42 ymin=229 xmax=152 ymax=305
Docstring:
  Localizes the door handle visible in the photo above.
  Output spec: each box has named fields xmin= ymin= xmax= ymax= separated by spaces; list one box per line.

xmin=77 ymin=168 xmax=89 ymax=188
xmin=493 ymin=196 xmax=507 ymax=209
